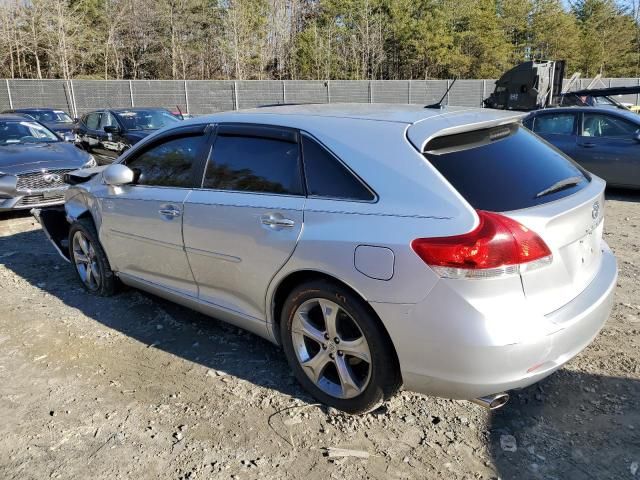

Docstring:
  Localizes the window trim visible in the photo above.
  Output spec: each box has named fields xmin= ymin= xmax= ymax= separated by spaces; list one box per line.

xmin=579 ymin=112 xmax=639 ymax=139
xmin=120 ymin=124 xmax=212 ymax=189
xmin=532 ymin=112 xmax=577 ymax=137
xmin=197 ymin=122 xmax=306 ymax=197
xmin=299 ymin=131 xmax=378 ymax=204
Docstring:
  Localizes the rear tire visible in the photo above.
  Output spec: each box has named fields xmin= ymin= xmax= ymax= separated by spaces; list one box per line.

xmin=68 ymin=218 xmax=116 ymax=297
xmin=280 ymin=280 xmax=401 ymax=414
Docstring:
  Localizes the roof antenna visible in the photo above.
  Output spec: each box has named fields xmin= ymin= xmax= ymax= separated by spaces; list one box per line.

xmin=425 ymin=78 xmax=456 ymax=109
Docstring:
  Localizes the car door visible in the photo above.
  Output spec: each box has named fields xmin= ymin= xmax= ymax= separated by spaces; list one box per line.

xmin=575 ymin=112 xmax=640 ymax=187
xmin=95 ymin=111 xmax=126 ymax=162
xmin=530 ymin=111 xmax=578 ymax=159
xmin=78 ymin=111 xmax=102 ymax=154
xmin=182 ymin=123 xmax=305 ymax=321
xmin=98 ymin=125 xmax=211 ymax=297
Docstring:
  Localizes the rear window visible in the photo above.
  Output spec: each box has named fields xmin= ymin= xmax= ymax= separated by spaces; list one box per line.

xmin=424 ymin=125 xmax=589 ymax=212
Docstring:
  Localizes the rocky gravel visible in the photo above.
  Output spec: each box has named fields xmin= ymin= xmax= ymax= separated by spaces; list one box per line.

xmin=0 ymin=190 xmax=638 ymax=480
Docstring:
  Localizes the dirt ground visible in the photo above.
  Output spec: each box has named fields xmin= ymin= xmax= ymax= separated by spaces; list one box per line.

xmin=0 ymin=191 xmax=638 ymax=480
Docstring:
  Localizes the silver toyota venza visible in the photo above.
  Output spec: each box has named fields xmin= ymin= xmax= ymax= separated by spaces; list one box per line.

xmin=34 ymin=104 xmax=617 ymax=414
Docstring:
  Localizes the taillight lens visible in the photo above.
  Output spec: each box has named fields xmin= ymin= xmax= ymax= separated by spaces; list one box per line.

xmin=411 ymin=210 xmax=552 ymax=279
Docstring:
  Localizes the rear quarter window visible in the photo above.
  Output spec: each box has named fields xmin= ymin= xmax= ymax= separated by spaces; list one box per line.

xmin=424 ymin=125 xmax=589 ymax=212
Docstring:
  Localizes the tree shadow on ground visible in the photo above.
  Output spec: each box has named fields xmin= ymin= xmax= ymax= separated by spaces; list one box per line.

xmin=489 ymin=369 xmax=640 ymax=480
xmin=0 ymin=227 xmax=313 ymax=405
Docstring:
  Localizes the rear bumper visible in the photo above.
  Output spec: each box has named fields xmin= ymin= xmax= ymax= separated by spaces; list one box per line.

xmin=371 ymin=242 xmax=617 ymax=399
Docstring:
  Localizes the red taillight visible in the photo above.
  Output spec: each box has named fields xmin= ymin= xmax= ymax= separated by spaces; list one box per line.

xmin=411 ymin=210 xmax=552 ymax=279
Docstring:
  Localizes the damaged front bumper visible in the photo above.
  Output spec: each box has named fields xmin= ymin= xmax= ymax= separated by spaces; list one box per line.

xmin=32 ymin=207 xmax=71 ymax=262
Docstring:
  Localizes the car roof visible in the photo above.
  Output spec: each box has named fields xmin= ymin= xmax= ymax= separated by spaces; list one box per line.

xmin=531 ymin=106 xmax=640 ymax=122
xmin=189 ymin=104 xmax=526 ymax=152
xmin=0 ymin=113 xmax=37 ymax=121
xmin=10 ymin=107 xmax=64 ymax=112
xmin=111 ymin=107 xmax=171 ymax=113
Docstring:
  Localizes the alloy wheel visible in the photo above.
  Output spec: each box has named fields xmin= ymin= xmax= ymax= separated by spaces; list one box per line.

xmin=72 ymin=231 xmax=101 ymax=291
xmin=291 ymin=298 xmax=372 ymax=399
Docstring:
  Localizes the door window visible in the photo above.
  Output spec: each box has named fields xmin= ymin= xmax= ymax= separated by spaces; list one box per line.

xmin=99 ymin=112 xmax=118 ymax=130
xmin=301 ymin=134 xmax=374 ymax=201
xmin=203 ymin=132 xmax=303 ymax=195
xmin=125 ymin=134 xmax=207 ymax=188
xmin=581 ymin=113 xmax=638 ymax=138
xmin=84 ymin=112 xmax=101 ymax=130
xmin=532 ymin=113 xmax=576 ymax=135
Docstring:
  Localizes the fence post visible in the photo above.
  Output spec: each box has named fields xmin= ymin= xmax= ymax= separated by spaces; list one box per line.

xmin=6 ymin=80 xmax=13 ymax=109
xmin=482 ymin=80 xmax=486 ymax=107
xmin=68 ymin=80 xmax=78 ymax=118
xmin=369 ymin=81 xmax=373 ymax=103
xmin=327 ymin=80 xmax=331 ymax=103
xmin=184 ymin=80 xmax=189 ymax=115
xmin=407 ymin=80 xmax=411 ymax=104
xmin=129 ymin=80 xmax=134 ymax=107
xmin=233 ymin=81 xmax=239 ymax=110
xmin=282 ymin=80 xmax=286 ymax=104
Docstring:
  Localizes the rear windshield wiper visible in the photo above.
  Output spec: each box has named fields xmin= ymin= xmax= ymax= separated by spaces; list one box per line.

xmin=535 ymin=176 xmax=584 ymax=198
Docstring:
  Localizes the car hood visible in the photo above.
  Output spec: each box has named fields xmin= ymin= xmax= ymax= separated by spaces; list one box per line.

xmin=0 ymin=142 xmax=91 ymax=174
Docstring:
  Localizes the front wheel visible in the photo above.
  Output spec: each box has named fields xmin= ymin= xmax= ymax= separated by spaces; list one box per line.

xmin=280 ymin=280 xmax=401 ymax=414
xmin=68 ymin=219 xmax=116 ymax=296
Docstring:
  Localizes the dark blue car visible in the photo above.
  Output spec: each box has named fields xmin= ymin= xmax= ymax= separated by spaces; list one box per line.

xmin=2 ymin=108 xmax=76 ymax=141
xmin=524 ymin=107 xmax=640 ymax=189
xmin=75 ymin=108 xmax=181 ymax=164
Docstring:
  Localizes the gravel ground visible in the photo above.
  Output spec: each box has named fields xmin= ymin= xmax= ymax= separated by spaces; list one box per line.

xmin=0 ymin=191 xmax=638 ymax=480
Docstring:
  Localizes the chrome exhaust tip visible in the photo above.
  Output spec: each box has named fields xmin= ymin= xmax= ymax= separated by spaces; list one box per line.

xmin=471 ymin=392 xmax=509 ymax=410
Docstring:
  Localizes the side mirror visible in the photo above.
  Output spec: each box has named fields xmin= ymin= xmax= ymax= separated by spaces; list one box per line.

xmin=73 ymin=117 xmax=79 ymax=124
xmin=62 ymin=132 xmax=76 ymax=142
xmin=104 ymin=125 xmax=121 ymax=134
xmin=103 ymin=164 xmax=134 ymax=186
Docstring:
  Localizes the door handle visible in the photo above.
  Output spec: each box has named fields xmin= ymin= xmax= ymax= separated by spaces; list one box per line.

xmin=260 ymin=214 xmax=295 ymax=228
xmin=159 ymin=207 xmax=181 ymax=217
xmin=579 ymin=142 xmax=596 ymax=148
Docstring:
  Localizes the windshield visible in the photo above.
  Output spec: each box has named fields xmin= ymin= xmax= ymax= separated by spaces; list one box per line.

xmin=114 ymin=110 xmax=180 ymax=131
xmin=0 ymin=120 xmax=59 ymax=145
xmin=21 ymin=110 xmax=73 ymax=124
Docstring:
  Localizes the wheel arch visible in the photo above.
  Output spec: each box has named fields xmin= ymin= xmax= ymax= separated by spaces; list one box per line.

xmin=268 ymin=269 xmax=402 ymax=383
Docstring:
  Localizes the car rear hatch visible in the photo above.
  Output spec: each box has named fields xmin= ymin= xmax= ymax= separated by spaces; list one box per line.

xmin=415 ymin=121 xmax=605 ymax=315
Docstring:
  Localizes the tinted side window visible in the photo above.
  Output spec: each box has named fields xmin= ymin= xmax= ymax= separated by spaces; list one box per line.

xmin=301 ymin=135 xmax=374 ymax=201
xmin=203 ymin=134 xmax=302 ymax=195
xmin=126 ymin=134 xmax=206 ymax=187
xmin=85 ymin=113 xmax=101 ymax=130
xmin=533 ymin=113 xmax=575 ymax=135
xmin=582 ymin=113 xmax=638 ymax=138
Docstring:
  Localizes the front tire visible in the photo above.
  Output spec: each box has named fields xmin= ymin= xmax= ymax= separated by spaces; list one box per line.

xmin=280 ymin=280 xmax=401 ymax=414
xmin=68 ymin=218 xmax=116 ymax=296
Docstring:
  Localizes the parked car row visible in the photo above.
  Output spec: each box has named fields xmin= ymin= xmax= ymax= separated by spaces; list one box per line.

xmin=0 ymin=107 xmax=183 ymax=211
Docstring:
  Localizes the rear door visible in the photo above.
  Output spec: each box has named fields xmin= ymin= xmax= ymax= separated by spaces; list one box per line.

xmin=182 ymin=123 xmax=305 ymax=320
xmin=423 ymin=125 xmax=604 ymax=315
xmin=529 ymin=111 xmax=578 ymax=159
xmin=575 ymin=112 xmax=640 ymax=187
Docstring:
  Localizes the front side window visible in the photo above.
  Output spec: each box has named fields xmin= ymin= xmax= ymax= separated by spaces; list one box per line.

xmin=582 ymin=113 xmax=638 ymax=138
xmin=0 ymin=121 xmax=59 ymax=145
xmin=533 ymin=113 xmax=576 ymax=135
xmin=301 ymin=135 xmax=374 ymax=201
xmin=99 ymin=112 xmax=118 ymax=130
xmin=85 ymin=113 xmax=101 ymax=130
xmin=126 ymin=134 xmax=207 ymax=187
xmin=115 ymin=110 xmax=180 ymax=131
xmin=203 ymin=134 xmax=303 ymax=195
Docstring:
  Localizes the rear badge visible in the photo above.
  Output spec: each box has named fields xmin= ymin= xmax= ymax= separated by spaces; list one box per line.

xmin=592 ymin=201 xmax=600 ymax=220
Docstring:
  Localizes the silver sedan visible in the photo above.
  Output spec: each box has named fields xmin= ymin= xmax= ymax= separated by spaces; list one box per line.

xmin=34 ymin=104 xmax=617 ymax=414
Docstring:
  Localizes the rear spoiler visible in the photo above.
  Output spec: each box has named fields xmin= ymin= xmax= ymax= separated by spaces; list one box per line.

xmin=407 ymin=110 xmax=526 ymax=153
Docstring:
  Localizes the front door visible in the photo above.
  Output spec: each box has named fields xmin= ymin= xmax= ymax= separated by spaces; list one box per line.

xmin=183 ymin=124 xmax=305 ymax=320
xmin=575 ymin=112 xmax=640 ymax=187
xmin=99 ymin=126 xmax=211 ymax=297
xmin=95 ymin=111 xmax=126 ymax=162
